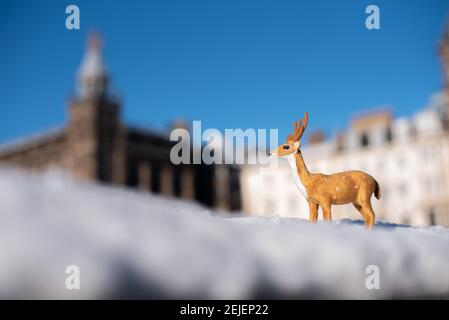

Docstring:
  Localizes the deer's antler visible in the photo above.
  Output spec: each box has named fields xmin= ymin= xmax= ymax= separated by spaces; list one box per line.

xmin=287 ymin=112 xmax=308 ymax=142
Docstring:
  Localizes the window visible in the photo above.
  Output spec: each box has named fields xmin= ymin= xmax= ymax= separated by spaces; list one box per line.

xmin=429 ymin=208 xmax=436 ymax=226
xmin=173 ymin=167 xmax=182 ymax=197
xmin=360 ymin=132 xmax=369 ymax=148
xmin=386 ymin=126 xmax=393 ymax=143
xmin=423 ymin=177 xmax=445 ymax=196
xmin=126 ymin=159 xmax=139 ymax=188
xmin=150 ymin=165 xmax=161 ymax=193
xmin=422 ymin=145 xmax=440 ymax=163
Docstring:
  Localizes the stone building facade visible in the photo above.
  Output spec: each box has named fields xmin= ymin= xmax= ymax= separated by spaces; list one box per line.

xmin=0 ymin=35 xmax=241 ymax=211
xmin=240 ymin=24 xmax=449 ymax=227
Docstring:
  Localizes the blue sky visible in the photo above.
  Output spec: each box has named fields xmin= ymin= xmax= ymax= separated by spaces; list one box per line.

xmin=0 ymin=0 xmax=448 ymax=143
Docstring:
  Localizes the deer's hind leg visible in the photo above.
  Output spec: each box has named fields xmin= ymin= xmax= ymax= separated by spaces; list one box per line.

xmin=354 ymin=201 xmax=375 ymax=229
xmin=353 ymin=203 xmax=365 ymax=221
xmin=320 ymin=199 xmax=332 ymax=222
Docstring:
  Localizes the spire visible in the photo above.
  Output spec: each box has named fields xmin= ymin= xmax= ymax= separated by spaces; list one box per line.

xmin=440 ymin=20 xmax=449 ymax=125
xmin=440 ymin=21 xmax=449 ymax=84
xmin=77 ymin=32 xmax=109 ymax=99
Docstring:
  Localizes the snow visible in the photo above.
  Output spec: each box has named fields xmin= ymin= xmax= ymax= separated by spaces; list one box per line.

xmin=0 ymin=167 xmax=449 ymax=299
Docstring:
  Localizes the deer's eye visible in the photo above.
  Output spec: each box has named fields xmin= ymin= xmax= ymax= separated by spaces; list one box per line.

xmin=283 ymin=145 xmax=290 ymax=150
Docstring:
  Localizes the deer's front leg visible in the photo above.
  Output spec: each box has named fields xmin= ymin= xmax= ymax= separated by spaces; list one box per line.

xmin=308 ymin=201 xmax=318 ymax=223
xmin=321 ymin=199 xmax=332 ymax=221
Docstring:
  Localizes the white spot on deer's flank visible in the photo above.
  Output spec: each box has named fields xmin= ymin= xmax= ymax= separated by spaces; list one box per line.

xmin=336 ymin=187 xmax=339 ymax=192
xmin=354 ymin=185 xmax=358 ymax=189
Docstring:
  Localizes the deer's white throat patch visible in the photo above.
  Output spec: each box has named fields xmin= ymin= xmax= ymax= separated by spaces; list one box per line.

xmin=286 ymin=154 xmax=308 ymax=199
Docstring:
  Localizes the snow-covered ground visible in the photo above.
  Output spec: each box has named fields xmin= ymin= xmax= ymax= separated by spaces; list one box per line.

xmin=0 ymin=167 xmax=449 ymax=299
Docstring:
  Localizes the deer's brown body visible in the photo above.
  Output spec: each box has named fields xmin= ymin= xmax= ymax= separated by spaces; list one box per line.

xmin=270 ymin=112 xmax=381 ymax=229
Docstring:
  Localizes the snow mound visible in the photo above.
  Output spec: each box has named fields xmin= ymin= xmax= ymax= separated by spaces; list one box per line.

xmin=0 ymin=167 xmax=448 ymax=299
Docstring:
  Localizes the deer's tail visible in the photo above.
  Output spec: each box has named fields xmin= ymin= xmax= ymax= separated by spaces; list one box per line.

xmin=374 ymin=179 xmax=381 ymax=200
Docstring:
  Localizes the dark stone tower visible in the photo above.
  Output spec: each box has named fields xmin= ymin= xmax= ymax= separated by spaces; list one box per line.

xmin=67 ymin=34 xmax=125 ymax=183
xmin=0 ymin=33 xmax=239 ymax=212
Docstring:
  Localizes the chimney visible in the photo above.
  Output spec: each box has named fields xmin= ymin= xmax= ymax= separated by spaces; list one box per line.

xmin=308 ymin=131 xmax=326 ymax=145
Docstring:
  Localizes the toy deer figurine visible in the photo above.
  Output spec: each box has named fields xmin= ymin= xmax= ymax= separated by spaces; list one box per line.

xmin=269 ymin=112 xmax=381 ymax=229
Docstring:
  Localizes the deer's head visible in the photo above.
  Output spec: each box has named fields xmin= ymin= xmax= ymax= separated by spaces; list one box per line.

xmin=270 ymin=112 xmax=308 ymax=158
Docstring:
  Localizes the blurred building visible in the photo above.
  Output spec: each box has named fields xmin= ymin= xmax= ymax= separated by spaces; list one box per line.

xmin=0 ymin=35 xmax=241 ymax=212
xmin=241 ymin=27 xmax=449 ymax=227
